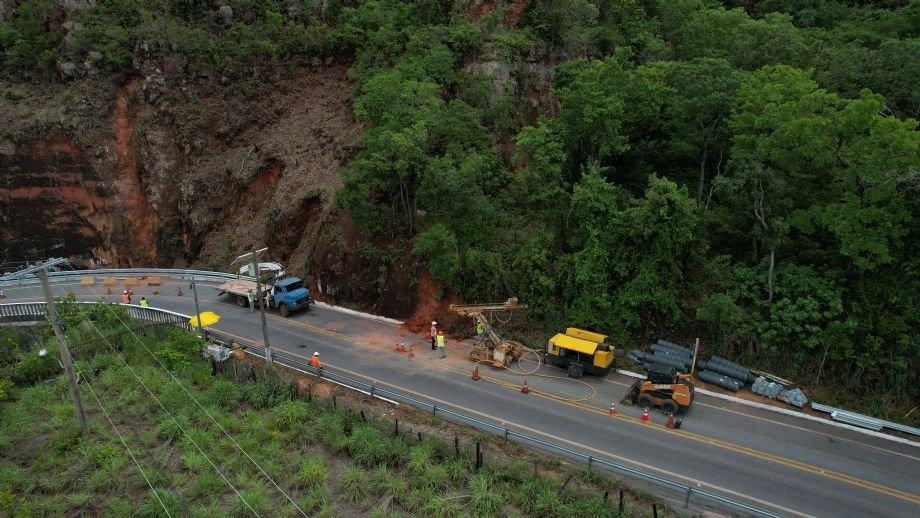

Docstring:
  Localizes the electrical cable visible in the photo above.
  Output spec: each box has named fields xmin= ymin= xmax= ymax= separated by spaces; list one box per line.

xmin=77 ymin=313 xmax=260 ymax=516
xmin=78 ymin=372 xmax=173 ymax=518
xmin=70 ymin=265 xmax=305 ymax=517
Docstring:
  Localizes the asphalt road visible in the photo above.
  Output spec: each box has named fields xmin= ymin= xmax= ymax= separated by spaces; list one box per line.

xmin=3 ymin=281 xmax=919 ymax=517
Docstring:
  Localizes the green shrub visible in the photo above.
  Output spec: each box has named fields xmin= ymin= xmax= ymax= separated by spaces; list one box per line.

xmin=12 ymin=348 xmax=60 ymax=385
xmin=0 ymin=378 xmax=14 ymax=401
xmin=231 ymin=485 xmax=272 ymax=518
xmin=403 ymin=485 xmax=436 ymax=513
xmin=181 ymin=449 xmax=207 ymax=473
xmin=243 ymin=381 xmax=279 ymax=409
xmin=190 ymin=472 xmax=224 ymax=500
xmin=443 ymin=456 xmax=472 ymax=485
xmin=407 ymin=443 xmax=436 ymax=477
xmin=468 ymin=474 xmax=502 ymax=518
xmin=424 ymin=491 xmax=465 ymax=518
xmin=209 ymin=378 xmax=241 ymax=410
xmin=300 ymin=484 xmax=330 ymax=513
xmin=338 ymin=466 xmax=370 ymax=504
xmin=155 ymin=416 xmax=190 ymax=444
xmin=135 ymin=488 xmax=182 ymax=518
xmin=272 ymin=400 xmax=312 ymax=431
xmin=568 ymin=496 xmax=616 ymax=518
xmin=104 ymin=496 xmax=134 ymax=518
xmin=297 ymin=456 xmax=328 ymax=489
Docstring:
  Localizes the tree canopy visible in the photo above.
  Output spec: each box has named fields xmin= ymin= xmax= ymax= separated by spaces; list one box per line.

xmin=3 ymin=0 xmax=919 ymax=414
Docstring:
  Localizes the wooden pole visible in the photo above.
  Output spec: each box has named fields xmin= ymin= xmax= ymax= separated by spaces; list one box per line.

xmin=690 ymin=337 xmax=700 ymax=376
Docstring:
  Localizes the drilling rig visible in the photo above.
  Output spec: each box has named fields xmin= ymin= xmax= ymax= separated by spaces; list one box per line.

xmin=449 ymin=298 xmax=527 ymax=367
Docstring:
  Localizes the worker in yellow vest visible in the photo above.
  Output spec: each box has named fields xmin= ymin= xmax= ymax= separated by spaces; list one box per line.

xmin=437 ymin=331 xmax=446 ymax=359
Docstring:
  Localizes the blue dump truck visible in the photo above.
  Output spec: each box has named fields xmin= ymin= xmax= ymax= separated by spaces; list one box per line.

xmin=214 ymin=276 xmax=312 ymax=317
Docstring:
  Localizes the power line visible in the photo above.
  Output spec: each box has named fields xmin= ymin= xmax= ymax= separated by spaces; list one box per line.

xmin=72 ymin=268 xmax=306 ymax=516
xmin=78 ymin=373 xmax=173 ymax=518
xmin=67 ymin=307 xmax=259 ymax=517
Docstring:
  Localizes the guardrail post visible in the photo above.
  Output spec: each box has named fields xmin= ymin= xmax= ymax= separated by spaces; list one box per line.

xmin=369 ymin=383 xmax=376 ymax=398
xmin=503 ymin=422 xmax=509 ymax=446
xmin=684 ymin=487 xmax=693 ymax=508
xmin=587 ymin=455 xmax=593 ymax=470
xmin=432 ymin=404 xmax=437 ymax=416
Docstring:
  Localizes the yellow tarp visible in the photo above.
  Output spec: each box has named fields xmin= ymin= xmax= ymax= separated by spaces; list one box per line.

xmin=80 ymin=276 xmax=96 ymax=286
xmin=548 ymin=333 xmax=598 ymax=355
xmin=565 ymin=327 xmax=607 ymax=343
xmin=189 ymin=311 xmax=220 ymax=327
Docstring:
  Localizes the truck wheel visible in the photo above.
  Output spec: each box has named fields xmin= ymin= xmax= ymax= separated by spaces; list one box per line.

xmin=236 ymin=295 xmax=247 ymax=307
xmin=662 ymin=399 xmax=679 ymax=415
xmin=637 ymin=394 xmax=653 ymax=409
xmin=279 ymin=303 xmax=290 ymax=317
xmin=567 ymin=363 xmax=584 ymax=378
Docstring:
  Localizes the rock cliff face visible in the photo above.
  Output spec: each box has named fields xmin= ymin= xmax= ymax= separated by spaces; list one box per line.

xmin=0 ymin=45 xmax=556 ymax=317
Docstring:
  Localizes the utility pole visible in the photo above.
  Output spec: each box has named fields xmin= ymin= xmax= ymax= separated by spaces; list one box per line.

xmin=190 ymin=280 xmax=204 ymax=338
xmin=232 ymin=248 xmax=272 ymax=363
xmin=691 ymin=337 xmax=700 ymax=376
xmin=1 ymin=258 xmax=89 ymax=436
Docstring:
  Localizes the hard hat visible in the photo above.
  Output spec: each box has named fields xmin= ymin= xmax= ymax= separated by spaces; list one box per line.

xmin=123 ymin=290 xmax=128 ymax=294
xmin=313 ymin=352 xmax=319 ymax=356
xmin=432 ymin=321 xmax=437 ymax=325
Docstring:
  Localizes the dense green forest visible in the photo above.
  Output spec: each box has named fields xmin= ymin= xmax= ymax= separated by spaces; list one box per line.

xmin=2 ymin=1 xmax=918 ymax=413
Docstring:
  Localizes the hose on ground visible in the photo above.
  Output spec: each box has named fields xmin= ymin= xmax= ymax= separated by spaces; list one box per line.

xmin=473 ymin=346 xmax=598 ymax=403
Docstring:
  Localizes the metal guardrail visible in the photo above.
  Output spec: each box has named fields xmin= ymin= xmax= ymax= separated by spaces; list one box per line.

xmin=2 ymin=301 xmax=781 ymax=517
xmin=811 ymin=403 xmax=920 ymax=437
xmin=0 ymin=268 xmax=250 ymax=288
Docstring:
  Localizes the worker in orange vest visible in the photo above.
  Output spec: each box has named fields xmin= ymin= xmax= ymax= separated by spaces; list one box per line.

xmin=121 ymin=290 xmax=131 ymax=304
xmin=310 ymin=352 xmax=322 ymax=369
xmin=430 ymin=321 xmax=438 ymax=350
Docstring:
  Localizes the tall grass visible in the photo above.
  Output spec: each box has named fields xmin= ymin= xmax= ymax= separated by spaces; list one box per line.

xmin=135 ymin=488 xmax=182 ymax=518
xmin=468 ymin=473 xmax=502 ymax=518
xmin=297 ymin=456 xmax=329 ymax=489
xmin=424 ymin=491 xmax=465 ymax=518
xmin=272 ymin=400 xmax=312 ymax=431
xmin=339 ymin=465 xmax=371 ymax=504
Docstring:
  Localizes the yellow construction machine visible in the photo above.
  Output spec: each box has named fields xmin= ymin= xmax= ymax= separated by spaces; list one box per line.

xmin=626 ymin=365 xmax=695 ymax=414
xmin=449 ymin=298 xmax=527 ymax=367
xmin=544 ymin=328 xmax=616 ymax=378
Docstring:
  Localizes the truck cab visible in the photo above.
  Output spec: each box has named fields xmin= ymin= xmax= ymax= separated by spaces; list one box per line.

xmin=269 ymin=277 xmax=312 ymax=317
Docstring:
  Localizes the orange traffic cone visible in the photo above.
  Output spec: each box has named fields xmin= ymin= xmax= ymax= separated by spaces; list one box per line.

xmin=521 ymin=379 xmax=530 ymax=394
xmin=666 ymin=413 xmax=676 ymax=429
xmin=472 ymin=365 xmax=481 ymax=381
xmin=152 ymin=287 xmax=159 ymax=295
xmin=641 ymin=408 xmax=650 ymax=422
xmin=608 ymin=403 xmax=618 ymax=416
xmin=407 ymin=345 xmax=415 ymax=359
xmin=176 ymin=287 xmax=184 ymax=296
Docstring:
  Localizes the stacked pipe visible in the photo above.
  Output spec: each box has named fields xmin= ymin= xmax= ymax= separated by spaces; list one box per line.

xmin=697 ymin=370 xmax=743 ymax=392
xmin=628 ymin=340 xmax=694 ymax=373
xmin=698 ymin=356 xmax=756 ymax=384
xmin=696 ymin=355 xmax=754 ymax=391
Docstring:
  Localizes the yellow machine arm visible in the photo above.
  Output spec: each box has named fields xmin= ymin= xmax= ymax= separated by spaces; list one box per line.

xmin=449 ymin=298 xmax=527 ymax=366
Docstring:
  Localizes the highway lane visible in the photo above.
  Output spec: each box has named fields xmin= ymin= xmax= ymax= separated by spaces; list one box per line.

xmin=3 ymin=282 xmax=919 ymax=517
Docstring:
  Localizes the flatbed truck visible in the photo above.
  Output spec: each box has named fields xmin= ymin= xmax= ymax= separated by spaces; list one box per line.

xmin=214 ymin=276 xmax=312 ymax=317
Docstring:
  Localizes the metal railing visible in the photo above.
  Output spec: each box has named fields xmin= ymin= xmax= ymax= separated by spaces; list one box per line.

xmin=1 ymin=301 xmax=781 ymax=517
xmin=0 ymin=268 xmax=249 ymax=288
